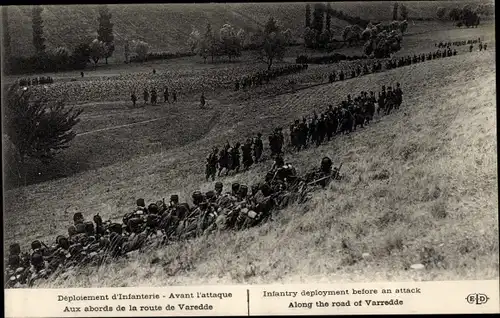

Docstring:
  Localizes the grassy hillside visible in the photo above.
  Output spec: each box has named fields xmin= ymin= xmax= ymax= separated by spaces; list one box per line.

xmin=4 ymin=43 xmax=497 ymax=286
xmin=5 ymin=1 xmax=491 ymax=58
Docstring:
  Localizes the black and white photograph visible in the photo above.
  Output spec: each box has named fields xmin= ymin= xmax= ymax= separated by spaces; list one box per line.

xmin=2 ymin=1 xmax=498 ymax=291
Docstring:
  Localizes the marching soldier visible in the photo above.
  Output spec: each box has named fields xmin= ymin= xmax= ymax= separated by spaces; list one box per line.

xmin=206 ymin=147 xmax=218 ymax=182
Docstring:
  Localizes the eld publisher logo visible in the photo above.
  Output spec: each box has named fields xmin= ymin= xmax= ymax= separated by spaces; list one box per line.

xmin=466 ymin=293 xmax=489 ymax=305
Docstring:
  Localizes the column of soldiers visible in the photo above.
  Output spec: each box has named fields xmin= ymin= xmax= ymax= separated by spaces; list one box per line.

xmin=235 ymin=64 xmax=308 ymax=91
xmin=18 ymin=76 xmax=54 ymax=86
xmin=436 ymin=37 xmax=482 ymax=48
xmin=205 ymin=83 xmax=403 ymax=181
xmin=328 ymin=47 xmax=461 ymax=83
xmin=131 ymin=86 xmax=178 ymax=108
xmin=5 ymin=153 xmax=343 ymax=289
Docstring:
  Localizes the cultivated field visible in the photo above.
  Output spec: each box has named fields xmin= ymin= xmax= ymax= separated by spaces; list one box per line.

xmin=3 ymin=16 xmax=497 ymax=287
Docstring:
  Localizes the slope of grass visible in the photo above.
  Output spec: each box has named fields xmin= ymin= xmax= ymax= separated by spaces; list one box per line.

xmin=4 ymin=44 xmax=497 ymax=286
xmin=5 ymin=1 xmax=490 ymax=58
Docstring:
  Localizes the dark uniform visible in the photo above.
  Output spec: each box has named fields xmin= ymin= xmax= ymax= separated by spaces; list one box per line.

xmin=206 ymin=148 xmax=218 ymax=181
xmin=253 ymin=133 xmax=263 ymax=163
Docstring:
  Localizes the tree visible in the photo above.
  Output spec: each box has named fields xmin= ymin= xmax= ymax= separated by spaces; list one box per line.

xmin=436 ymin=7 xmax=446 ymax=20
xmin=449 ymin=8 xmax=461 ymax=21
xmin=392 ymin=2 xmax=399 ymax=21
xmin=97 ymin=5 xmax=115 ymax=64
xmin=187 ymin=27 xmax=201 ymax=53
xmin=51 ymin=46 xmax=70 ymax=70
xmin=399 ymin=20 xmax=408 ymax=34
xmin=89 ymin=39 xmax=106 ymax=65
xmin=3 ymin=84 xmax=83 ymax=172
xmin=312 ymin=3 xmax=325 ymax=44
xmin=32 ymin=6 xmax=46 ymax=54
xmin=325 ymin=2 xmax=332 ymax=32
xmin=70 ymin=42 xmax=91 ymax=69
xmin=400 ymin=4 xmax=408 ymax=20
xmin=304 ymin=26 xmax=315 ymax=48
xmin=237 ymin=28 xmax=247 ymax=47
xmin=257 ymin=17 xmax=289 ymax=70
xmin=2 ymin=7 xmax=11 ymax=60
xmin=133 ymin=40 xmax=149 ymax=61
xmin=305 ymin=3 xmax=311 ymax=28
xmin=342 ymin=25 xmax=362 ymax=46
xmin=219 ymin=24 xmax=242 ymax=60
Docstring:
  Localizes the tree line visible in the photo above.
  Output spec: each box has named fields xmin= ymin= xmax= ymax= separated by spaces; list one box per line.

xmin=187 ymin=17 xmax=292 ymax=70
xmin=2 ymin=6 xmax=118 ymax=74
xmin=436 ymin=4 xmax=486 ymax=28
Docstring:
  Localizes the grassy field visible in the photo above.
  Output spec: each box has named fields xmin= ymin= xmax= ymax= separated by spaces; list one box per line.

xmin=2 ymin=15 xmax=497 ymax=287
xmin=5 ymin=1 xmax=493 ymax=58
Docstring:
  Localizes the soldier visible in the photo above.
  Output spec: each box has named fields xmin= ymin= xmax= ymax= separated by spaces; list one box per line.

xmin=378 ymin=86 xmax=386 ymax=116
xmin=339 ymin=70 xmax=345 ymax=81
xmin=143 ymin=88 xmax=149 ymax=106
xmin=80 ymin=72 xmax=84 ymax=78
xmin=163 ymin=86 xmax=169 ymax=103
xmin=131 ymin=92 xmax=137 ymax=108
xmin=172 ymin=91 xmax=177 ymax=103
xmin=316 ymin=114 xmax=326 ymax=146
xmin=151 ymin=88 xmax=157 ymax=105
xmin=484 ymin=43 xmax=487 ymax=50
xmin=153 ymin=69 xmax=156 ymax=75
xmin=73 ymin=212 xmax=85 ymax=226
xmin=241 ymin=139 xmax=254 ymax=171
xmin=200 ymin=92 xmax=206 ymax=109
xmin=253 ymin=133 xmax=263 ymax=163
xmin=303 ymin=157 xmax=336 ymax=188
xmin=385 ymin=86 xmax=395 ymax=115
xmin=394 ymin=83 xmax=403 ymax=109
xmin=206 ymin=147 xmax=218 ymax=181
xmin=214 ymin=182 xmax=224 ymax=197
xmin=469 ymin=44 xmax=473 ymax=52
xmin=299 ymin=117 xmax=308 ymax=150
xmin=479 ymin=42 xmax=483 ymax=51
xmin=230 ymin=142 xmax=241 ymax=173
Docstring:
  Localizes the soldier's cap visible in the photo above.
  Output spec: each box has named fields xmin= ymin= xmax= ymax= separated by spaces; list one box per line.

xmin=9 ymin=243 xmax=21 ymax=255
xmin=58 ymin=237 xmax=70 ymax=250
xmin=68 ymin=225 xmax=77 ymax=236
xmin=136 ymin=198 xmax=146 ymax=207
xmin=73 ymin=212 xmax=84 ymax=223
xmin=239 ymin=185 xmax=248 ymax=193
xmin=215 ymin=182 xmax=223 ymax=189
xmin=321 ymin=157 xmax=333 ymax=166
xmin=170 ymin=194 xmax=179 ymax=202
xmin=232 ymin=182 xmax=240 ymax=190
xmin=148 ymin=203 xmax=159 ymax=214
xmin=31 ymin=240 xmax=42 ymax=250
xmin=84 ymin=221 xmax=95 ymax=233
